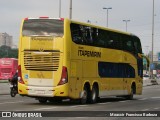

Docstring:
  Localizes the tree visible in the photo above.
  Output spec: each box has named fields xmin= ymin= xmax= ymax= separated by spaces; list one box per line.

xmin=0 ymin=45 xmax=18 ymax=58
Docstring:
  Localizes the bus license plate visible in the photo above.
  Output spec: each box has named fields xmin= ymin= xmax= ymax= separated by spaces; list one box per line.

xmin=36 ymin=90 xmax=45 ymax=95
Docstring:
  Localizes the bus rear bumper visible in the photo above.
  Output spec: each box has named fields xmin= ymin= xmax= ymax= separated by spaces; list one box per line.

xmin=18 ymin=83 xmax=69 ymax=97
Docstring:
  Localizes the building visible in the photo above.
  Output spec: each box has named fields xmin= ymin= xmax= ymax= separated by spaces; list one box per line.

xmin=0 ymin=33 xmax=13 ymax=47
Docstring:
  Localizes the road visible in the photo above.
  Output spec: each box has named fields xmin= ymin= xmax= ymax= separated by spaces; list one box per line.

xmin=0 ymin=85 xmax=160 ymax=119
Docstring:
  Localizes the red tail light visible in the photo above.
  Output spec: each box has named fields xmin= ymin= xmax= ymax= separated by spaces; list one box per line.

xmin=58 ymin=66 xmax=68 ymax=85
xmin=18 ymin=65 xmax=25 ymax=84
xmin=60 ymin=18 xmax=64 ymax=21
xmin=24 ymin=18 xmax=28 ymax=21
xmin=39 ymin=16 xmax=49 ymax=19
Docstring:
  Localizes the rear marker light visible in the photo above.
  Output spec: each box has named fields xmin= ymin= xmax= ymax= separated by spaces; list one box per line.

xmin=58 ymin=66 xmax=68 ymax=85
xmin=24 ymin=18 xmax=28 ymax=21
xmin=39 ymin=16 xmax=49 ymax=19
xmin=19 ymin=90 xmax=22 ymax=92
xmin=18 ymin=65 xmax=25 ymax=84
xmin=60 ymin=18 xmax=64 ymax=21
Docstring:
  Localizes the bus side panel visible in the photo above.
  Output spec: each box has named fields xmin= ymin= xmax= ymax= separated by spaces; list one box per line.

xmin=69 ymin=60 xmax=82 ymax=99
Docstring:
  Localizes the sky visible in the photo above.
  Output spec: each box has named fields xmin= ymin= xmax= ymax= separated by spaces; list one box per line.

xmin=0 ymin=0 xmax=160 ymax=55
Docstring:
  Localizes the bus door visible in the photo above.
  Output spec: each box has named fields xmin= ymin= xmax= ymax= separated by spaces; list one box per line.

xmin=69 ymin=60 xmax=82 ymax=99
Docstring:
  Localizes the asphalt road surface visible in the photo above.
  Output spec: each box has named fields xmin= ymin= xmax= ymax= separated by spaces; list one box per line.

xmin=0 ymin=85 xmax=160 ymax=120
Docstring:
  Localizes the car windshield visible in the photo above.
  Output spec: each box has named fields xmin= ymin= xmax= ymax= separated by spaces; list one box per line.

xmin=143 ymin=74 xmax=149 ymax=77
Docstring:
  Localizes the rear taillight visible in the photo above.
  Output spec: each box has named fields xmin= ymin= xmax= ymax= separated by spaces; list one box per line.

xmin=18 ymin=65 xmax=25 ymax=84
xmin=24 ymin=18 xmax=28 ymax=21
xmin=58 ymin=66 xmax=68 ymax=85
xmin=39 ymin=16 xmax=49 ymax=19
xmin=60 ymin=18 xmax=64 ymax=21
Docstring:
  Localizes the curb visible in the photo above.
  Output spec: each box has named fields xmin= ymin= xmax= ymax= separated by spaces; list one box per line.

xmin=0 ymin=80 xmax=9 ymax=83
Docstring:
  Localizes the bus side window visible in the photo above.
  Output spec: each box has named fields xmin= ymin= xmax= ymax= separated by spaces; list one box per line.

xmin=92 ymin=28 xmax=99 ymax=46
xmin=122 ymin=35 xmax=134 ymax=54
xmin=127 ymin=40 xmax=134 ymax=53
xmin=96 ymin=29 xmax=105 ymax=47
xmin=107 ymin=33 xmax=120 ymax=49
xmin=70 ymin=24 xmax=82 ymax=44
xmin=133 ymin=36 xmax=142 ymax=55
xmin=80 ymin=25 xmax=87 ymax=44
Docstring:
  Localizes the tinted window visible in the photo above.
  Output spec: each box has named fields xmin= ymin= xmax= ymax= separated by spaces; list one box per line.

xmin=98 ymin=62 xmax=135 ymax=78
xmin=22 ymin=19 xmax=64 ymax=37
xmin=70 ymin=23 xmax=98 ymax=45
xmin=133 ymin=36 xmax=142 ymax=54
xmin=123 ymin=35 xmax=135 ymax=54
xmin=70 ymin=23 xmax=122 ymax=50
xmin=70 ymin=23 xmax=141 ymax=55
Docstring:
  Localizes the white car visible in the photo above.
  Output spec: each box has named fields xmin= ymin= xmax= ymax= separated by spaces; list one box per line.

xmin=143 ymin=74 xmax=150 ymax=80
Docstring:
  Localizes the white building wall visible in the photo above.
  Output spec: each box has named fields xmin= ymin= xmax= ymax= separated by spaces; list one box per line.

xmin=0 ymin=33 xmax=13 ymax=47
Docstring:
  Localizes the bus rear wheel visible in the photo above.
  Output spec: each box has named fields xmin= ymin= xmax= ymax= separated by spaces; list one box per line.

xmin=125 ymin=86 xmax=134 ymax=100
xmin=90 ymin=85 xmax=98 ymax=104
xmin=80 ymin=86 xmax=88 ymax=104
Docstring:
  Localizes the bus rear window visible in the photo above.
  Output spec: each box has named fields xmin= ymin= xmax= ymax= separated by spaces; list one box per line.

xmin=22 ymin=19 xmax=64 ymax=37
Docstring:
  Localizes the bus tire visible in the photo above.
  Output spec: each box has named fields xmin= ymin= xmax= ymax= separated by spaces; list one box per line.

xmin=38 ymin=98 xmax=47 ymax=103
xmin=80 ymin=86 xmax=88 ymax=104
xmin=90 ymin=85 xmax=98 ymax=104
xmin=125 ymin=86 xmax=134 ymax=100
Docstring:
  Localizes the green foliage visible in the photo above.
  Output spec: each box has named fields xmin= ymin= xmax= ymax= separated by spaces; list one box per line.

xmin=0 ymin=45 xmax=18 ymax=58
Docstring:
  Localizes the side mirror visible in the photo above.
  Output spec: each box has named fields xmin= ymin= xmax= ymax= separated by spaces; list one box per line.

xmin=140 ymin=54 xmax=150 ymax=68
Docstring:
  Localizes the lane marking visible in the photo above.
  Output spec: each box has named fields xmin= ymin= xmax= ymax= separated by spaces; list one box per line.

xmin=35 ymin=105 xmax=88 ymax=111
xmin=97 ymin=102 xmax=111 ymax=105
xmin=34 ymin=107 xmax=57 ymax=111
xmin=139 ymin=98 xmax=148 ymax=100
xmin=0 ymin=101 xmax=24 ymax=105
xmin=75 ymin=117 xmax=88 ymax=119
xmin=70 ymin=105 xmax=78 ymax=108
xmin=119 ymin=101 xmax=127 ymax=103
xmin=151 ymin=97 xmax=160 ymax=99
xmin=97 ymin=102 xmax=109 ymax=105
xmin=76 ymin=105 xmax=88 ymax=107
xmin=141 ymin=109 xmax=149 ymax=111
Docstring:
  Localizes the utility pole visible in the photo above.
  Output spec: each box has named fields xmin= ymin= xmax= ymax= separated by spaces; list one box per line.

xmin=103 ymin=7 xmax=112 ymax=27
xmin=123 ymin=20 xmax=130 ymax=32
xmin=59 ymin=0 xmax=61 ymax=18
xmin=151 ymin=0 xmax=155 ymax=78
xmin=69 ymin=0 xmax=72 ymax=19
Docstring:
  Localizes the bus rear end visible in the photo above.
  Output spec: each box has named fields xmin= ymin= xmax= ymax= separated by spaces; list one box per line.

xmin=0 ymin=58 xmax=17 ymax=80
xmin=18 ymin=17 xmax=68 ymax=102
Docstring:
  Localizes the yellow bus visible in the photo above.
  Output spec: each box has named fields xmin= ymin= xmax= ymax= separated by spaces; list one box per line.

xmin=18 ymin=17 xmax=144 ymax=104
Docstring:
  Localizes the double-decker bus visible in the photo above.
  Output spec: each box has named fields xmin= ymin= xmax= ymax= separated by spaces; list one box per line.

xmin=0 ymin=58 xmax=18 ymax=80
xmin=18 ymin=17 xmax=145 ymax=104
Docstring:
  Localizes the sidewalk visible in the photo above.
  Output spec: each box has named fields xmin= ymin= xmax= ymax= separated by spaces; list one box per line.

xmin=0 ymin=79 xmax=160 ymax=95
